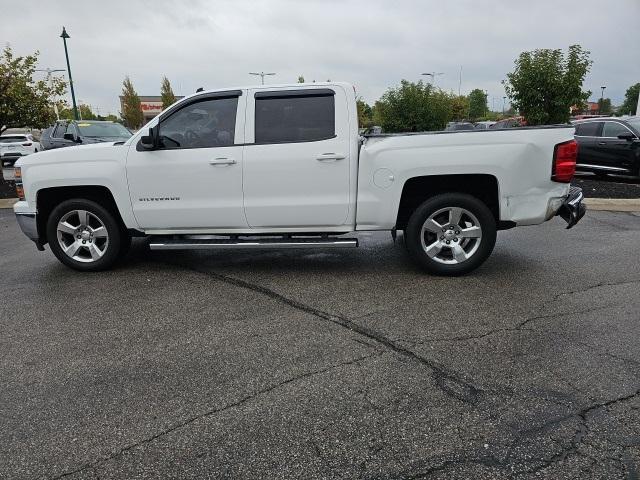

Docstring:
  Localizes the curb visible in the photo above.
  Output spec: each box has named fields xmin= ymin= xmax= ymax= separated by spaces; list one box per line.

xmin=1 ymin=197 xmax=639 ymax=212
xmin=0 ymin=198 xmax=18 ymax=209
xmin=583 ymin=198 xmax=640 ymax=212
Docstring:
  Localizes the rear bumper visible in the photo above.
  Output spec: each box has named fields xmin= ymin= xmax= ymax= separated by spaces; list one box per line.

xmin=555 ymin=186 xmax=586 ymax=229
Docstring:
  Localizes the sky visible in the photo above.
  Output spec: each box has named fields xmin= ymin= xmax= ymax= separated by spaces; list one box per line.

xmin=2 ymin=0 xmax=639 ymax=116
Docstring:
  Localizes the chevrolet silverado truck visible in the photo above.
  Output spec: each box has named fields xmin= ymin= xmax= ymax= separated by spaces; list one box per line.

xmin=13 ymin=82 xmax=585 ymax=275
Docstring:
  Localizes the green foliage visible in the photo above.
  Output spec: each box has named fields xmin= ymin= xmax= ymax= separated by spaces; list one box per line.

xmin=356 ymin=98 xmax=373 ymax=128
xmin=59 ymin=103 xmax=96 ymax=120
xmin=503 ymin=45 xmax=592 ymax=125
xmin=160 ymin=76 xmax=176 ymax=109
xmin=468 ymin=89 xmax=487 ymax=120
xmin=373 ymin=80 xmax=452 ymax=132
xmin=120 ymin=76 xmax=143 ymax=130
xmin=0 ymin=46 xmax=66 ymax=133
xmin=450 ymin=95 xmax=470 ymax=121
xmin=619 ymin=83 xmax=640 ymax=116
xmin=297 ymin=75 xmax=305 ymax=83
xmin=598 ymin=98 xmax=612 ymax=115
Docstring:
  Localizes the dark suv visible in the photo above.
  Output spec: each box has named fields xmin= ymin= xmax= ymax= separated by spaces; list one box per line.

xmin=573 ymin=117 xmax=640 ymax=177
xmin=40 ymin=120 xmax=132 ymax=150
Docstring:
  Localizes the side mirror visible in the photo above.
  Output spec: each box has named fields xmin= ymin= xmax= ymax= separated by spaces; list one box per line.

xmin=140 ymin=127 xmax=159 ymax=150
xmin=63 ymin=133 xmax=80 ymax=142
xmin=617 ymin=132 xmax=636 ymax=141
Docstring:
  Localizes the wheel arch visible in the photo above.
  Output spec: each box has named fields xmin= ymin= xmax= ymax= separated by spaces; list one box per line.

xmin=36 ymin=185 xmax=127 ymax=245
xmin=395 ymin=174 xmax=505 ymax=231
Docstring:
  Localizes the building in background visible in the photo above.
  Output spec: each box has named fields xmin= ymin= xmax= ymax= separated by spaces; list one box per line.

xmin=119 ymin=95 xmax=185 ymax=125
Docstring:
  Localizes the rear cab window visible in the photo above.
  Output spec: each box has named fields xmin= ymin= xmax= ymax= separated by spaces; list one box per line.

xmin=254 ymin=89 xmax=336 ymax=144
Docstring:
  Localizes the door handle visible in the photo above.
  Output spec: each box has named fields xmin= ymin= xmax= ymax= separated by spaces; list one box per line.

xmin=316 ymin=153 xmax=346 ymax=161
xmin=209 ymin=157 xmax=236 ymax=166
xmin=597 ymin=142 xmax=607 ymax=145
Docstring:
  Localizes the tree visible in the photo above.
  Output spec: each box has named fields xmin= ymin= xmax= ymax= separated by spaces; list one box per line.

xmin=356 ymin=98 xmax=373 ymax=128
xmin=597 ymin=98 xmax=612 ymax=115
xmin=503 ymin=45 xmax=592 ymax=125
xmin=120 ymin=76 xmax=143 ymax=130
xmin=450 ymin=95 xmax=470 ymax=121
xmin=0 ymin=46 xmax=66 ymax=133
xmin=373 ymin=80 xmax=452 ymax=132
xmin=60 ymin=103 xmax=97 ymax=120
xmin=468 ymin=89 xmax=487 ymax=120
xmin=618 ymin=83 xmax=640 ymax=116
xmin=160 ymin=76 xmax=176 ymax=109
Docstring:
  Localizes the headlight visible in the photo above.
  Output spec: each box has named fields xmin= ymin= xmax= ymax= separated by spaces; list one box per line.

xmin=14 ymin=167 xmax=24 ymax=200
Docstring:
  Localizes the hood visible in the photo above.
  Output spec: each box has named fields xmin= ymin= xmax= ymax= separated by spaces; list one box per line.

xmin=15 ymin=140 xmax=128 ymax=168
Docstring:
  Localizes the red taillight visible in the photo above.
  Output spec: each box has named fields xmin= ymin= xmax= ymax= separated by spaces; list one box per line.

xmin=22 ymin=142 xmax=32 ymax=146
xmin=551 ymin=139 xmax=577 ymax=183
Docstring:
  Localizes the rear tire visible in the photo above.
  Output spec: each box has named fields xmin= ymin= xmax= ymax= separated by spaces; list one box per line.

xmin=404 ymin=193 xmax=497 ymax=276
xmin=46 ymin=199 xmax=124 ymax=271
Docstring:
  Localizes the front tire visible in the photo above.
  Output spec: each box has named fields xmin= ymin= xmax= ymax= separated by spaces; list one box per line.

xmin=46 ymin=199 xmax=124 ymax=271
xmin=404 ymin=193 xmax=497 ymax=276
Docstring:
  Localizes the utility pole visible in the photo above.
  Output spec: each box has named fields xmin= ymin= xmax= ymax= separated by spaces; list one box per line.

xmin=421 ymin=72 xmax=444 ymax=86
xmin=249 ymin=72 xmax=276 ymax=85
xmin=36 ymin=68 xmax=65 ymax=120
xmin=60 ymin=27 xmax=79 ymax=120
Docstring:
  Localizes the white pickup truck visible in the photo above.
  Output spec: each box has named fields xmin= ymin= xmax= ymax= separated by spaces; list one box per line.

xmin=13 ymin=82 xmax=585 ymax=275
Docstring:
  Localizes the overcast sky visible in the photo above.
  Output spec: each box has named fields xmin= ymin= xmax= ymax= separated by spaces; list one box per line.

xmin=3 ymin=0 xmax=639 ymax=116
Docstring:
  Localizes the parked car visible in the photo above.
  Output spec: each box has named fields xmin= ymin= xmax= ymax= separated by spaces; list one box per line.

xmin=13 ymin=82 xmax=584 ymax=275
xmin=491 ymin=117 xmax=527 ymax=129
xmin=40 ymin=120 xmax=132 ymax=150
xmin=474 ymin=121 xmax=496 ymax=130
xmin=444 ymin=122 xmax=476 ymax=131
xmin=0 ymin=133 xmax=42 ymax=166
xmin=573 ymin=117 xmax=640 ymax=177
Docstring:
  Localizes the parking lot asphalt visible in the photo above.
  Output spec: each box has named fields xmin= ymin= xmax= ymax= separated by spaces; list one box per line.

xmin=1 ymin=209 xmax=640 ymax=479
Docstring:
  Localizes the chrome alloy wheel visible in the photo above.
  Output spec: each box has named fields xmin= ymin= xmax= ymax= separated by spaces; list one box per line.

xmin=56 ymin=210 xmax=109 ymax=263
xmin=419 ymin=206 xmax=482 ymax=264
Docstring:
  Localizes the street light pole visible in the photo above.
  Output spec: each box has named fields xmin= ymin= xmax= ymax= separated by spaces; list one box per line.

xmin=600 ymin=85 xmax=606 ymax=113
xmin=249 ymin=72 xmax=276 ymax=85
xmin=60 ymin=27 xmax=79 ymax=120
xmin=502 ymin=96 xmax=506 ymax=115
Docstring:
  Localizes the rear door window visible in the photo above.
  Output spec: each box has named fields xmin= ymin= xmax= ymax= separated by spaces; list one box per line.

xmin=574 ymin=122 xmax=602 ymax=137
xmin=254 ymin=91 xmax=335 ymax=144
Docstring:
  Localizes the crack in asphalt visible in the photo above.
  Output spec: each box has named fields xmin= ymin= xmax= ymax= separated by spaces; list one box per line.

xmin=396 ymin=304 xmax=613 ymax=346
xmin=393 ymin=388 xmax=640 ymax=479
xmin=48 ymin=353 xmax=376 ymax=480
xmin=552 ymin=278 xmax=640 ymax=302
xmin=163 ymin=261 xmax=484 ymax=406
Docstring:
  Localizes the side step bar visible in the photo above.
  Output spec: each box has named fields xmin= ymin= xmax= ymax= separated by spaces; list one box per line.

xmin=149 ymin=236 xmax=359 ymax=251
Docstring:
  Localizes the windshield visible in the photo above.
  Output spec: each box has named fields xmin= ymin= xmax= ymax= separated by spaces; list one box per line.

xmin=76 ymin=122 xmax=132 ymax=138
xmin=0 ymin=136 xmax=27 ymax=143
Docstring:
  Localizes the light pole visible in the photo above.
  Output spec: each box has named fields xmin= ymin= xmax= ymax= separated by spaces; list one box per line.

xmin=36 ymin=68 xmax=65 ymax=120
xmin=249 ymin=72 xmax=276 ymax=85
xmin=600 ymin=85 xmax=606 ymax=113
xmin=421 ymin=72 xmax=444 ymax=86
xmin=484 ymin=90 xmax=488 ymax=118
xmin=60 ymin=27 xmax=79 ymax=120
xmin=502 ymin=96 xmax=506 ymax=115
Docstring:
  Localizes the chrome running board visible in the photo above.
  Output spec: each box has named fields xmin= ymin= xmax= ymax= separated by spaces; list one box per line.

xmin=149 ymin=236 xmax=359 ymax=250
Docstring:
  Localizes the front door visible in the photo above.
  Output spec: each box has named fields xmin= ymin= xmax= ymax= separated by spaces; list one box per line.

xmin=126 ymin=92 xmax=247 ymax=230
xmin=595 ymin=121 xmax=638 ymax=172
xmin=242 ymin=87 xmax=352 ymax=228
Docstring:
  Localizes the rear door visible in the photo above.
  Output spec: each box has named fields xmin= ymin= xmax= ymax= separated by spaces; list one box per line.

xmin=242 ymin=86 xmax=352 ymax=228
xmin=574 ymin=121 xmax=603 ymax=169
